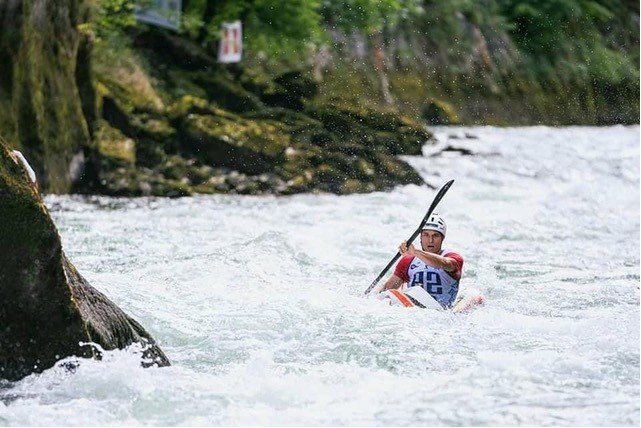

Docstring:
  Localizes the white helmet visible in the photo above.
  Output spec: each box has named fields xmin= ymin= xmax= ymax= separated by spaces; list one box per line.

xmin=422 ymin=213 xmax=446 ymax=237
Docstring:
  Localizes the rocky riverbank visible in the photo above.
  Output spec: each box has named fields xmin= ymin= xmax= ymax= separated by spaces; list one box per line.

xmin=88 ymin=31 xmax=432 ymax=197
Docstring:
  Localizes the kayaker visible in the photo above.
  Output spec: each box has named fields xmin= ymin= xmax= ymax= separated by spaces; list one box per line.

xmin=379 ymin=213 xmax=463 ymax=308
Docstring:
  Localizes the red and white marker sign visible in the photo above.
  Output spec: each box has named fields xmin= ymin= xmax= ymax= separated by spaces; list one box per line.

xmin=218 ymin=21 xmax=242 ymax=63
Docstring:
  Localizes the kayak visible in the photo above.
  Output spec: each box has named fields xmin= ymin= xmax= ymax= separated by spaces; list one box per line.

xmin=378 ymin=285 xmax=485 ymax=313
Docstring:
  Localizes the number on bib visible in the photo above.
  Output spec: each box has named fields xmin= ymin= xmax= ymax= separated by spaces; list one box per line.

xmin=411 ymin=271 xmax=443 ymax=294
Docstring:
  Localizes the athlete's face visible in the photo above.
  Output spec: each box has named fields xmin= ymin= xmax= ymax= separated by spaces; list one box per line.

xmin=420 ymin=230 xmax=444 ymax=253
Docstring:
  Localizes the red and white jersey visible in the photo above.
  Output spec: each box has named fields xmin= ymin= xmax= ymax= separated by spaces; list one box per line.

xmin=394 ymin=249 xmax=464 ymax=308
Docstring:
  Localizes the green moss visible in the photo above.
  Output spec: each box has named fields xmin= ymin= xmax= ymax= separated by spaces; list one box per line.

xmin=0 ymin=0 xmax=102 ymax=193
xmin=168 ymin=95 xmax=213 ymax=118
xmin=149 ymin=179 xmax=192 ymax=197
xmin=183 ymin=113 xmax=291 ymax=158
xmin=93 ymin=36 xmax=165 ymax=113
xmin=355 ymin=158 xmax=375 ymax=178
xmin=191 ymin=71 xmax=264 ymax=113
xmin=136 ymin=116 xmax=176 ymax=140
xmin=135 ymin=139 xmax=167 ymax=168
xmin=158 ymin=155 xmax=190 ymax=181
xmin=95 ymin=121 xmax=135 ymax=164
xmin=422 ymin=100 xmax=461 ymax=125
xmin=340 ymin=179 xmax=364 ymax=194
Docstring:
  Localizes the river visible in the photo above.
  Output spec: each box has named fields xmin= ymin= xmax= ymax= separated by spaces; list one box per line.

xmin=1 ymin=126 xmax=639 ymax=426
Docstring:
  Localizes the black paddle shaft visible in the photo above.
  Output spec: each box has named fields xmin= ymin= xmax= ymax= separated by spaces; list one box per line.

xmin=363 ymin=179 xmax=455 ymax=295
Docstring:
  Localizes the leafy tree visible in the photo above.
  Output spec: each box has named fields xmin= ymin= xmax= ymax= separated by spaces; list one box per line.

xmin=496 ymin=0 xmax=638 ymax=85
xmin=182 ymin=0 xmax=323 ymax=57
xmin=93 ymin=0 xmax=137 ymax=39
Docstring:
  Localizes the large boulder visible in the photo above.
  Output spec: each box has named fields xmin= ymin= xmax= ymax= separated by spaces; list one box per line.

xmin=0 ymin=141 xmax=170 ymax=381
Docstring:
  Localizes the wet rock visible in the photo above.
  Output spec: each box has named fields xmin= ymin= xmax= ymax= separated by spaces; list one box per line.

xmin=422 ymin=100 xmax=461 ymax=125
xmin=441 ymin=145 xmax=475 ymax=156
xmin=178 ymin=112 xmax=290 ymax=175
xmin=0 ymin=141 xmax=170 ymax=381
xmin=261 ymin=71 xmax=319 ymax=111
xmin=193 ymin=71 xmax=264 ymax=113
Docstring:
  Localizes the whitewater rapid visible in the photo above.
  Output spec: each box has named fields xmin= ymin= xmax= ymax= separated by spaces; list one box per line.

xmin=1 ymin=126 xmax=638 ymax=426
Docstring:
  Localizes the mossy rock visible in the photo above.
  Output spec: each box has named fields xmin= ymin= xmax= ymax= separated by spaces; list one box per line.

xmin=372 ymin=153 xmax=423 ymax=186
xmin=133 ymin=30 xmax=218 ymax=73
xmin=0 ymin=141 xmax=169 ymax=381
xmin=98 ymin=164 xmax=194 ymax=197
xmin=186 ymin=164 xmax=216 ymax=186
xmin=94 ymin=65 xmax=164 ymax=114
xmin=304 ymin=104 xmax=429 ymax=156
xmin=165 ymin=69 xmax=210 ymax=100
xmin=130 ymin=113 xmax=179 ymax=154
xmin=133 ymin=114 xmax=176 ymax=141
xmin=339 ymin=179 xmax=366 ymax=194
xmin=237 ymin=66 xmax=276 ymax=96
xmin=149 ymin=178 xmax=192 ymax=198
xmin=243 ymin=107 xmax=322 ymax=128
xmin=155 ymin=155 xmax=211 ymax=187
xmin=135 ymin=138 xmax=167 ymax=168
xmin=355 ymin=158 xmax=376 ymax=178
xmin=379 ymin=126 xmax=430 ymax=155
xmin=284 ymin=171 xmax=314 ymax=193
xmin=102 ymin=95 xmax=135 ymax=137
xmin=191 ymin=183 xmax=217 ymax=195
xmin=95 ymin=121 xmax=135 ymax=165
xmin=343 ymin=107 xmax=409 ymax=132
xmin=274 ymin=71 xmax=318 ymax=100
xmin=314 ymin=163 xmax=348 ymax=185
xmin=179 ymin=113 xmax=291 ymax=175
xmin=192 ymin=71 xmax=264 ymax=113
xmin=422 ymin=100 xmax=461 ymax=125
xmin=247 ymin=70 xmax=318 ymax=112
xmin=287 ymin=123 xmax=341 ymax=150
xmin=98 ymin=166 xmax=144 ymax=196
xmin=0 ymin=0 xmax=94 ymax=193
xmin=261 ymin=89 xmax=306 ymax=111
xmin=168 ymin=95 xmax=218 ymax=119
xmin=304 ymin=106 xmax=365 ymax=137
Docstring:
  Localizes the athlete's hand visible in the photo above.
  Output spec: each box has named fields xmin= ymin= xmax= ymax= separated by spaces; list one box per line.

xmin=399 ymin=241 xmax=416 ymax=256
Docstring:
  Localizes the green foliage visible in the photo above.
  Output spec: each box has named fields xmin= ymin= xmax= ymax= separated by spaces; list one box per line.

xmin=494 ymin=0 xmax=639 ymax=88
xmin=405 ymin=0 xmax=482 ymax=64
xmin=181 ymin=0 xmax=208 ymax=38
xmin=95 ymin=0 xmax=137 ymax=38
xmin=182 ymin=0 xmax=323 ymax=57
xmin=106 ymin=0 xmax=637 ymax=94
xmin=90 ymin=0 xmax=637 ymax=125
xmin=320 ymin=0 xmax=422 ymax=32
xmin=244 ymin=0 xmax=323 ymax=56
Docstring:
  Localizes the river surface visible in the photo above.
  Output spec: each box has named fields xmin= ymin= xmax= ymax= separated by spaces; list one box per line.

xmin=1 ymin=126 xmax=639 ymax=426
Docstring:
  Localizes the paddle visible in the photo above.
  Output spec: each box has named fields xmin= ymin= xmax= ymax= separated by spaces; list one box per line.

xmin=364 ymin=179 xmax=455 ymax=295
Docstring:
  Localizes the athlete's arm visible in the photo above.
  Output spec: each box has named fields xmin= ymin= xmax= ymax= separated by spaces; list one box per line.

xmin=379 ymin=274 xmax=404 ymax=291
xmin=399 ymin=241 xmax=458 ymax=272
xmin=379 ymin=254 xmax=413 ymax=292
xmin=415 ymin=251 xmax=457 ymax=272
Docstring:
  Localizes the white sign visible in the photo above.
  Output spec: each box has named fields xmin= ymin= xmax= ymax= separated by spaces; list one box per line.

xmin=218 ymin=21 xmax=243 ymax=63
xmin=135 ymin=0 xmax=181 ymax=31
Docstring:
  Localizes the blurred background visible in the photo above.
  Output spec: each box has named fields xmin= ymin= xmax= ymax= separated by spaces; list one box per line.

xmin=0 ymin=0 xmax=638 ymax=196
